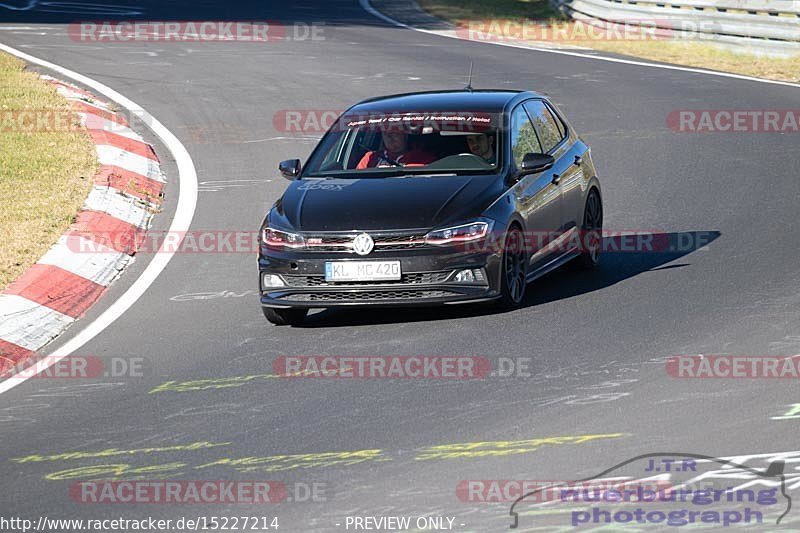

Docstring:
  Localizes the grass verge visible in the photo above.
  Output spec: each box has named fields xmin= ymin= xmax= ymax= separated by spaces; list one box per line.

xmin=0 ymin=52 xmax=97 ymax=290
xmin=416 ymin=0 xmax=800 ymax=83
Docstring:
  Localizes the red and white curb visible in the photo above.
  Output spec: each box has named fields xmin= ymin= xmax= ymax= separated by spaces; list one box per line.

xmin=0 ymin=76 xmax=165 ymax=373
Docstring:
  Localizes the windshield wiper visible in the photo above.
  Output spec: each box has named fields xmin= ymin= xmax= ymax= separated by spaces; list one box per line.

xmin=390 ymin=173 xmax=457 ymax=178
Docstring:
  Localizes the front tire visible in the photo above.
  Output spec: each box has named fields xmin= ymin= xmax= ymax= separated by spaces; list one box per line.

xmin=497 ymin=226 xmax=527 ymax=309
xmin=262 ymin=307 xmax=308 ymax=326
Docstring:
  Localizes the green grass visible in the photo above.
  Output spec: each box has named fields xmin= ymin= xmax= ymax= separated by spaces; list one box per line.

xmin=0 ymin=52 xmax=97 ymax=290
xmin=586 ymin=39 xmax=800 ymax=83
xmin=416 ymin=0 xmax=561 ymax=22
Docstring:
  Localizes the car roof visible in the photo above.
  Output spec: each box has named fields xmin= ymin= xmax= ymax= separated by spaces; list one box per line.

xmin=348 ymin=90 xmax=543 ymax=114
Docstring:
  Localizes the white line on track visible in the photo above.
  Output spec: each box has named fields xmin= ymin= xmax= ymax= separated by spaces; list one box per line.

xmin=0 ymin=1 xmax=38 ymax=11
xmin=0 ymin=42 xmax=198 ymax=394
xmin=359 ymin=0 xmax=800 ymax=90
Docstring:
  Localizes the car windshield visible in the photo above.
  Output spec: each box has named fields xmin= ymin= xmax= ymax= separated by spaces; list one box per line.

xmin=302 ymin=111 xmax=502 ymax=177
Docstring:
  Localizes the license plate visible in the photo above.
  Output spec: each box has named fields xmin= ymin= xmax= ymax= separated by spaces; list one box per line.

xmin=325 ymin=261 xmax=401 ymax=282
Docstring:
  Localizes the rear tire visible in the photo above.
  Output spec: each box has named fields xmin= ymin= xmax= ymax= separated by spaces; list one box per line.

xmin=262 ymin=307 xmax=308 ymax=326
xmin=497 ymin=226 xmax=527 ymax=309
xmin=575 ymin=188 xmax=602 ymax=270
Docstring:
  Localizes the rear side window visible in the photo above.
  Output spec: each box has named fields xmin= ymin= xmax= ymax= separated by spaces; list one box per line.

xmin=510 ymin=105 xmax=543 ymax=168
xmin=545 ymin=102 xmax=566 ymax=138
xmin=523 ymin=100 xmax=565 ymax=153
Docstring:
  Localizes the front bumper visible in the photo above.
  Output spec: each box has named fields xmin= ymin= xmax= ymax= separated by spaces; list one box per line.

xmin=258 ymin=246 xmax=502 ymax=309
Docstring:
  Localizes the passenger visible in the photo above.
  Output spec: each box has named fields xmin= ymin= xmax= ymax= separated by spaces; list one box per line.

xmin=357 ymin=131 xmax=435 ymax=169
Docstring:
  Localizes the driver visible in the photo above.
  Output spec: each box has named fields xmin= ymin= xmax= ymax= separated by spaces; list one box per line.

xmin=466 ymin=133 xmax=496 ymax=164
xmin=357 ymin=130 xmax=435 ymax=169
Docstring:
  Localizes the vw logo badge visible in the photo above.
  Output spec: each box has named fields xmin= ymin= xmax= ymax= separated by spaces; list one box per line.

xmin=352 ymin=233 xmax=374 ymax=256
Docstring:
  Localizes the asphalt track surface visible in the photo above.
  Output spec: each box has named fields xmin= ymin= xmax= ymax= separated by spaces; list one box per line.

xmin=1 ymin=1 xmax=800 ymax=531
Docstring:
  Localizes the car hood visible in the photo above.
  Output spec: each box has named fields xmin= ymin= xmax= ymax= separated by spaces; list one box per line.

xmin=274 ymin=175 xmax=502 ymax=232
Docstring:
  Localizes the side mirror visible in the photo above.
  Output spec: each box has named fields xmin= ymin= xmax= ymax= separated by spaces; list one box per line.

xmin=520 ymin=153 xmax=555 ymax=174
xmin=279 ymin=159 xmax=301 ymax=180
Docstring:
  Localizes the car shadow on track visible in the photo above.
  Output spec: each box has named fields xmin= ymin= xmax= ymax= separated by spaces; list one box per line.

xmin=295 ymin=230 xmax=720 ymax=328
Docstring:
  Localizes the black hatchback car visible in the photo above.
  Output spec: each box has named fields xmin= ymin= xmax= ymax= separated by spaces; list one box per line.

xmin=258 ymin=90 xmax=602 ymax=325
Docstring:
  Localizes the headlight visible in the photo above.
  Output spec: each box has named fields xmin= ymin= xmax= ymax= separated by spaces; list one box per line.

xmin=425 ymin=220 xmax=492 ymax=246
xmin=262 ymin=227 xmax=305 ymax=249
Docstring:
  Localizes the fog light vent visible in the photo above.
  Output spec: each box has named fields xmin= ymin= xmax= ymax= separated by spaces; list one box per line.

xmin=454 ymin=269 xmax=476 ymax=283
xmin=262 ymin=273 xmax=286 ymax=288
xmin=457 ymin=268 xmax=485 ymax=283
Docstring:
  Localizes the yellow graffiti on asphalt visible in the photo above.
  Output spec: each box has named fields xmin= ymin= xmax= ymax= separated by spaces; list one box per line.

xmin=43 ymin=450 xmax=386 ymax=480
xmin=147 ymin=369 xmax=328 ymax=393
xmin=149 ymin=374 xmax=281 ymax=393
xmin=415 ymin=433 xmax=628 ymax=460
xmin=34 ymin=434 xmax=630 ymax=481
xmin=45 ymin=462 xmax=187 ymax=481
xmin=772 ymin=403 xmax=800 ymax=420
xmin=11 ymin=441 xmax=230 ymax=464
xmin=195 ymin=449 xmax=387 ymax=473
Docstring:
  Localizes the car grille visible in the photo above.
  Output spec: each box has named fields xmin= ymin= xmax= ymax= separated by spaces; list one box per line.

xmin=304 ymin=231 xmax=428 ymax=252
xmin=282 ymin=271 xmax=452 ymax=287
xmin=284 ymin=290 xmax=456 ymax=302
xmin=372 ymin=234 xmax=427 ymax=250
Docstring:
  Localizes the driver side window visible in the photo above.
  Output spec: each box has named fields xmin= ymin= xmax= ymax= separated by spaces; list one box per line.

xmin=510 ymin=105 xmax=543 ymax=169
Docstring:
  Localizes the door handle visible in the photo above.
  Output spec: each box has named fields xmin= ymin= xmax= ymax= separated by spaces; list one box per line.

xmin=551 ymin=173 xmax=561 ymax=185
xmin=573 ymin=155 xmax=582 ymax=166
